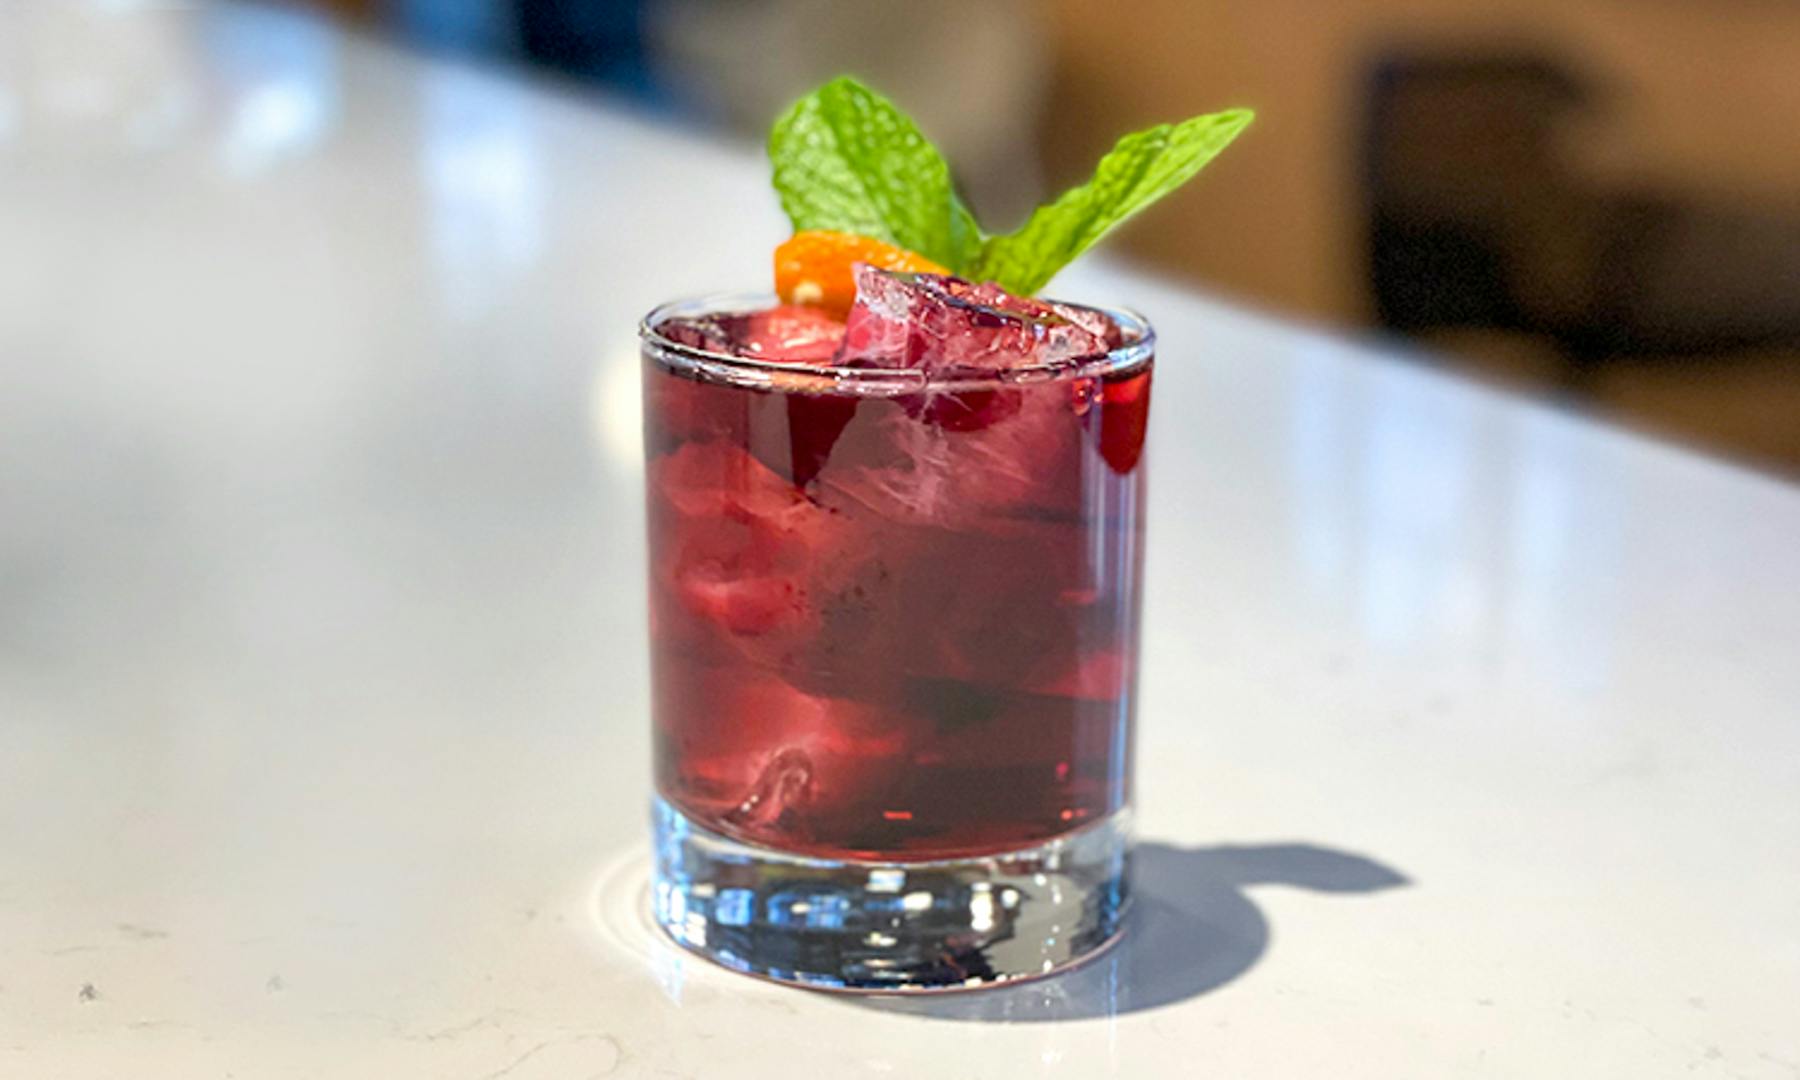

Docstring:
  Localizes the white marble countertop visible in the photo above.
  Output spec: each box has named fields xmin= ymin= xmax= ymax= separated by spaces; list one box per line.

xmin=3 ymin=4 xmax=1798 ymax=1077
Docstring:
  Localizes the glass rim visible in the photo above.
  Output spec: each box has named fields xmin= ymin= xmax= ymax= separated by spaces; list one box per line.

xmin=638 ymin=291 xmax=1155 ymax=393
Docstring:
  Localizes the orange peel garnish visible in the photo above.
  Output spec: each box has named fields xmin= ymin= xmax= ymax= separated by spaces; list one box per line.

xmin=774 ymin=230 xmax=947 ymax=318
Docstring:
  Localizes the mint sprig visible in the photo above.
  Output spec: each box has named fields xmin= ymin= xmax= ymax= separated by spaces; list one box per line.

xmin=971 ymin=110 xmax=1254 ymax=294
xmin=768 ymin=77 xmax=1253 ymax=295
xmin=768 ymin=76 xmax=982 ymax=270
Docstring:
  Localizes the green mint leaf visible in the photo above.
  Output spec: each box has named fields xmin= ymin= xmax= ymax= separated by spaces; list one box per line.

xmin=768 ymin=76 xmax=981 ymax=270
xmin=973 ymin=109 xmax=1254 ymax=294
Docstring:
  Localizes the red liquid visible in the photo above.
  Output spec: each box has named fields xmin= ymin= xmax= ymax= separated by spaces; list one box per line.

xmin=643 ymin=333 xmax=1150 ymax=861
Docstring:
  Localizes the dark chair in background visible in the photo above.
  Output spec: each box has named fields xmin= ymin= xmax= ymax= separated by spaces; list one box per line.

xmin=1363 ymin=52 xmax=1800 ymax=380
xmin=513 ymin=0 xmax=656 ymax=96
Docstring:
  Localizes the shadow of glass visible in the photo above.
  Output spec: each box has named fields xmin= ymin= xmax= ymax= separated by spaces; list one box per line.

xmin=853 ymin=841 xmax=1408 ymax=1022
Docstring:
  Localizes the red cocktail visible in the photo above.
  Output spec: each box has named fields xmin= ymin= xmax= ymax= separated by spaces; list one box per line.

xmin=643 ymin=269 xmax=1151 ymax=988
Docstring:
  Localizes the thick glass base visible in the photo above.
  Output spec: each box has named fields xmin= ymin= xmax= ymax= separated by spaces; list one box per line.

xmin=651 ymin=797 xmax=1130 ymax=992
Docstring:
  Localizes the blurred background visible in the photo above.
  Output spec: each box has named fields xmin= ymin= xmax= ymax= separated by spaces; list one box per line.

xmin=9 ymin=0 xmax=1790 ymax=475
xmin=300 ymin=0 xmax=1799 ymax=475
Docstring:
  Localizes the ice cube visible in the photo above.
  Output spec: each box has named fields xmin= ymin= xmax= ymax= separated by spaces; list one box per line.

xmin=895 ymin=515 xmax=1097 ymax=688
xmin=815 ymin=386 xmax=1086 ymax=526
xmin=657 ymin=304 xmax=845 ymax=365
xmin=657 ymin=664 xmax=908 ymax=842
xmin=836 ymin=266 xmax=1111 ymax=372
xmin=647 ymin=440 xmax=910 ymax=685
xmin=828 ymin=268 xmax=1113 ymax=506
xmin=649 ymin=441 xmax=840 ymax=637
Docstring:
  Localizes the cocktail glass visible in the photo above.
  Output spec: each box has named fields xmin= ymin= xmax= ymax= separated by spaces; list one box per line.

xmin=640 ymin=292 xmax=1153 ymax=990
